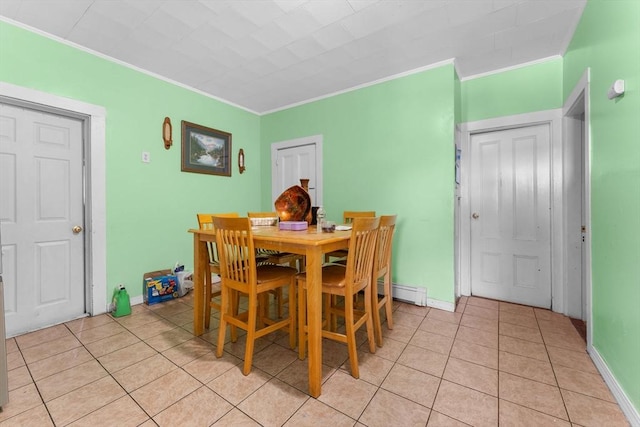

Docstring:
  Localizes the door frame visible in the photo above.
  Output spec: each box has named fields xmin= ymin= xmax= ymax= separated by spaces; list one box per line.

xmin=0 ymin=82 xmax=107 ymax=317
xmin=270 ymin=134 xmax=323 ymax=206
xmin=459 ymin=109 xmax=564 ymax=311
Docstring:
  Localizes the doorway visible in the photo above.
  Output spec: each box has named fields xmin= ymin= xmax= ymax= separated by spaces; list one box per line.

xmin=0 ymin=82 xmax=107 ymax=337
xmin=271 ymin=135 xmax=323 ymax=207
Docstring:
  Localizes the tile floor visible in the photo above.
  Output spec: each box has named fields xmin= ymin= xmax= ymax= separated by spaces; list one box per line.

xmin=1 ymin=294 xmax=631 ymax=426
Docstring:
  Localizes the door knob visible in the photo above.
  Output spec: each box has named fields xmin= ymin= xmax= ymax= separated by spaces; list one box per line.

xmin=72 ymin=225 xmax=83 ymax=234
xmin=472 ymin=213 xmax=480 ymax=219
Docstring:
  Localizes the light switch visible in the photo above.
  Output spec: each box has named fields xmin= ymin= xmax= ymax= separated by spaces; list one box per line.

xmin=142 ymin=151 xmax=150 ymax=163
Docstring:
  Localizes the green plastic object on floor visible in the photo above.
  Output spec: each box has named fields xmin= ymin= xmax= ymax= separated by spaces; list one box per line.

xmin=112 ymin=285 xmax=131 ymax=317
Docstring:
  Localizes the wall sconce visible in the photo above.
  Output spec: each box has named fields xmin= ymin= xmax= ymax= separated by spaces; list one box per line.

xmin=238 ymin=148 xmax=245 ymax=174
xmin=607 ymin=80 xmax=625 ymax=100
xmin=162 ymin=117 xmax=172 ymax=149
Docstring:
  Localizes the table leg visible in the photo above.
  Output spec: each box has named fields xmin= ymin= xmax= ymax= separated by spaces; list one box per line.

xmin=306 ymin=246 xmax=323 ymax=398
xmin=193 ymin=235 xmax=206 ymax=336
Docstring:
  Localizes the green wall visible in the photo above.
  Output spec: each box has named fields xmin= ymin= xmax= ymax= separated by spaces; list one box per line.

xmin=462 ymin=57 xmax=563 ymax=123
xmin=563 ymin=0 xmax=640 ymax=411
xmin=0 ymin=21 xmax=263 ymax=300
xmin=261 ymin=65 xmax=457 ymax=303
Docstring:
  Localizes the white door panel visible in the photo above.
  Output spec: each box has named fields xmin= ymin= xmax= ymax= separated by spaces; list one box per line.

xmin=275 ymin=143 xmax=317 ymax=204
xmin=0 ymin=103 xmax=85 ymax=336
xmin=470 ymin=125 xmax=551 ymax=308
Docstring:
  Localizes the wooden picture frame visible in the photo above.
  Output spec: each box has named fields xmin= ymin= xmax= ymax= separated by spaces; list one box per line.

xmin=181 ymin=120 xmax=231 ymax=176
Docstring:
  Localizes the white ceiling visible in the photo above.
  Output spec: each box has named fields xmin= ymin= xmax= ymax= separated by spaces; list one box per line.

xmin=0 ymin=0 xmax=586 ymax=114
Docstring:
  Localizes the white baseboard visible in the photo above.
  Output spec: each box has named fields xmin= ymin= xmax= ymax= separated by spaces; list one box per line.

xmin=589 ymin=344 xmax=640 ymax=426
xmin=390 ymin=283 xmax=455 ymax=312
xmin=427 ymin=298 xmax=456 ymax=312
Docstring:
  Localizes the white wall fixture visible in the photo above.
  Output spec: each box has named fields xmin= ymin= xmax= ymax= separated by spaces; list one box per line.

xmin=607 ymin=79 xmax=625 ymax=99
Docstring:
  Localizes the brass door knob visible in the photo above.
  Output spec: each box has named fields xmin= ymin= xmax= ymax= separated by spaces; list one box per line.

xmin=72 ymin=225 xmax=83 ymax=234
xmin=472 ymin=213 xmax=480 ymax=219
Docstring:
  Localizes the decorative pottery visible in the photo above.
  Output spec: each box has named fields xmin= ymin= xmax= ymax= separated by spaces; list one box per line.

xmin=274 ymin=185 xmax=312 ymax=223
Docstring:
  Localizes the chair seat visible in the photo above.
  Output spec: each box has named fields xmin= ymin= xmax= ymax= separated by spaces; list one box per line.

xmin=257 ymin=264 xmax=297 ymax=283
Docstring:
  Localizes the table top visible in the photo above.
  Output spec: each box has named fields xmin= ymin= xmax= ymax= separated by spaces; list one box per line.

xmin=190 ymin=226 xmax=351 ymax=245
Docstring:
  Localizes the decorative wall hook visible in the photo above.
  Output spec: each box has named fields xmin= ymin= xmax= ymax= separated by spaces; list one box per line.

xmin=162 ymin=117 xmax=172 ymax=149
xmin=238 ymin=148 xmax=246 ymax=174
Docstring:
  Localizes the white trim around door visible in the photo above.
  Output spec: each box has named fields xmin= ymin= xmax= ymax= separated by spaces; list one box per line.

xmin=0 ymin=82 xmax=107 ymax=316
xmin=459 ymin=109 xmax=564 ymax=312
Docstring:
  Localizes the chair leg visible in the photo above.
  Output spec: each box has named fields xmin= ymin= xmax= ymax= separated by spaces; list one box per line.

xmin=383 ymin=274 xmax=394 ymax=330
xmin=364 ymin=282 xmax=377 ymax=354
xmin=343 ymin=291 xmax=359 ymax=379
xmin=204 ymin=268 xmax=212 ymax=329
xmin=243 ymin=292 xmax=258 ymax=375
xmin=288 ymin=277 xmax=296 ymax=350
xmin=298 ymin=280 xmax=307 ymax=360
xmin=216 ymin=286 xmax=229 ymax=358
xmin=371 ymin=279 xmax=384 ymax=347
xmin=276 ymin=288 xmax=284 ymax=318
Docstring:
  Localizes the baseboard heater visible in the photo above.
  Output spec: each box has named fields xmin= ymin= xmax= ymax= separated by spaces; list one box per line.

xmin=387 ymin=282 xmax=427 ymax=307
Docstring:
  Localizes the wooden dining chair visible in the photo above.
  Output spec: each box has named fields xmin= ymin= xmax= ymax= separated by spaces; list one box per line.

xmin=371 ymin=215 xmax=397 ymax=347
xmin=214 ymin=217 xmax=297 ymax=375
xmin=297 ymin=216 xmax=380 ymax=379
xmin=196 ymin=212 xmax=239 ymax=329
xmin=324 ymin=210 xmax=376 ymax=263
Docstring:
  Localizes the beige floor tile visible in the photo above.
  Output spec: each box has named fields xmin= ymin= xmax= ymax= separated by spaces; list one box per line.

xmin=359 ymin=388 xmax=431 ymax=427
xmin=561 ymin=389 xmax=629 ymax=427
xmin=443 ymin=357 xmax=498 ymax=396
xmin=154 ymin=386 xmax=233 ymax=427
xmin=463 ymin=304 xmax=500 ymax=321
xmin=46 ymin=376 xmax=126 ymax=426
xmin=218 ymin=335 xmax=273 ymax=363
xmin=126 ymin=318 xmax=181 ymax=340
xmin=499 ymin=351 xmax=556 ymax=385
xmin=20 ymin=334 xmax=82 ymax=364
xmin=0 ymin=404 xmax=53 ymax=426
xmin=65 ymin=314 xmax=116 ymax=334
xmin=67 ymin=395 xmax=149 ymax=427
xmin=499 ymin=372 xmax=568 ymax=420
xmin=145 ymin=328 xmax=193 ymax=352
xmin=499 ymin=399 xmax=571 ymax=426
xmin=537 ymin=318 xmax=577 ymax=336
xmin=499 ymin=302 xmax=535 ymax=318
xmin=366 ymin=336 xmax=406 ymax=361
xmin=252 ymin=343 xmax=298 ymax=376
xmin=554 ymin=365 xmax=615 ymax=402
xmin=455 ymin=325 xmax=498 ymax=349
xmin=392 ymin=310 xmax=426 ymax=328
xmin=433 ymin=380 xmax=498 ymax=427
xmin=83 ymin=330 xmax=141 ymax=358
xmin=74 ymin=322 xmax=127 ymax=345
xmin=409 ymin=329 xmax=454 ymax=355
xmin=321 ymin=338 xmax=350 ymax=368
xmin=238 ymin=378 xmax=309 ymax=426
xmin=164 ymin=309 xmax=196 ymax=327
xmin=6 ymin=350 xmax=25 ymax=371
xmin=183 ymin=351 xmax=242 ymax=384
xmin=460 ymin=313 xmax=498 ymax=333
xmin=276 ymin=359 xmax=336 ymax=394
xmin=340 ymin=350 xmax=394 ymax=386
xmin=8 ymin=366 xmax=32 ymax=391
xmin=114 ymin=310 xmax=163 ymax=329
xmin=36 ymin=360 xmax=108 ymax=402
xmin=212 ymin=408 xmax=262 ymax=426
xmin=543 ymin=331 xmax=586 ymax=352
xmin=318 ymin=370 xmax=377 ymax=419
xmin=381 ymin=364 xmax=440 ymax=408
xmin=450 ymin=339 xmax=498 ymax=369
xmin=130 ymin=369 xmax=201 ymax=416
xmin=149 ymin=301 xmax=192 ymax=318
xmin=28 ymin=346 xmax=94 ymax=381
xmin=499 ymin=310 xmax=539 ymax=329
xmin=534 ymin=308 xmax=565 ymax=322
xmin=427 ymin=309 xmax=462 ymax=325
xmin=207 ymin=366 xmax=271 ymax=405
xmin=499 ymin=322 xmax=543 ymax=344
xmin=15 ymin=324 xmax=71 ymax=350
xmin=395 ymin=302 xmax=430 ymax=317
xmin=98 ymin=341 xmax=158 ymax=373
xmin=5 ymin=338 xmax=18 ymax=353
xmin=498 ymin=335 xmax=548 ymax=361
xmin=381 ymin=322 xmax=418 ymax=344
xmin=427 ymin=410 xmax=470 ymax=426
xmin=419 ymin=318 xmax=460 ymax=338
xmin=397 ymin=344 xmax=448 ymax=377
xmin=546 ymin=346 xmax=598 ymax=374
xmin=0 ymin=383 xmax=43 ymax=423
xmin=112 ymin=353 xmax=178 ymax=392
xmin=467 ymin=297 xmax=499 ymax=310
xmin=283 ymin=399 xmax=356 ymax=427
xmin=161 ymin=337 xmax=216 ymax=366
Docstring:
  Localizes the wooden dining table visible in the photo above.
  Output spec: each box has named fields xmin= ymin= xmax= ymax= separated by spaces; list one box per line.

xmin=189 ymin=225 xmax=351 ymax=398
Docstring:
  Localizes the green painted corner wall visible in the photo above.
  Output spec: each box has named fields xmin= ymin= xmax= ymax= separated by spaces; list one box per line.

xmin=563 ymin=0 xmax=640 ymax=411
xmin=461 ymin=57 xmax=563 ymax=123
xmin=0 ymin=21 xmax=262 ymax=301
xmin=261 ymin=65 xmax=457 ymax=304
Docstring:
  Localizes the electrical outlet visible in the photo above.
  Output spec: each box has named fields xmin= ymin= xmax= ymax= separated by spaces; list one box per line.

xmin=142 ymin=151 xmax=150 ymax=163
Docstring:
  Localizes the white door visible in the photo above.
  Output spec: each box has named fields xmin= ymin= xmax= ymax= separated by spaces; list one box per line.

xmin=272 ymin=136 xmax=322 ymax=206
xmin=470 ymin=124 xmax=551 ymax=308
xmin=0 ymin=102 xmax=86 ymax=336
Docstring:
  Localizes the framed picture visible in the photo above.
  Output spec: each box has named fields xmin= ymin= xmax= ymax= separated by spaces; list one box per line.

xmin=181 ymin=120 xmax=232 ymax=176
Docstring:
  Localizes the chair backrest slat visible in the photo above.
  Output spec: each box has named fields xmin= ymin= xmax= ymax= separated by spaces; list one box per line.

xmin=213 ymin=217 xmax=256 ymax=290
xmin=343 ymin=211 xmax=376 ymax=224
xmin=197 ymin=213 xmax=239 ymax=264
xmin=344 ymin=216 xmax=380 ymax=292
xmin=374 ymin=215 xmax=397 ymax=279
